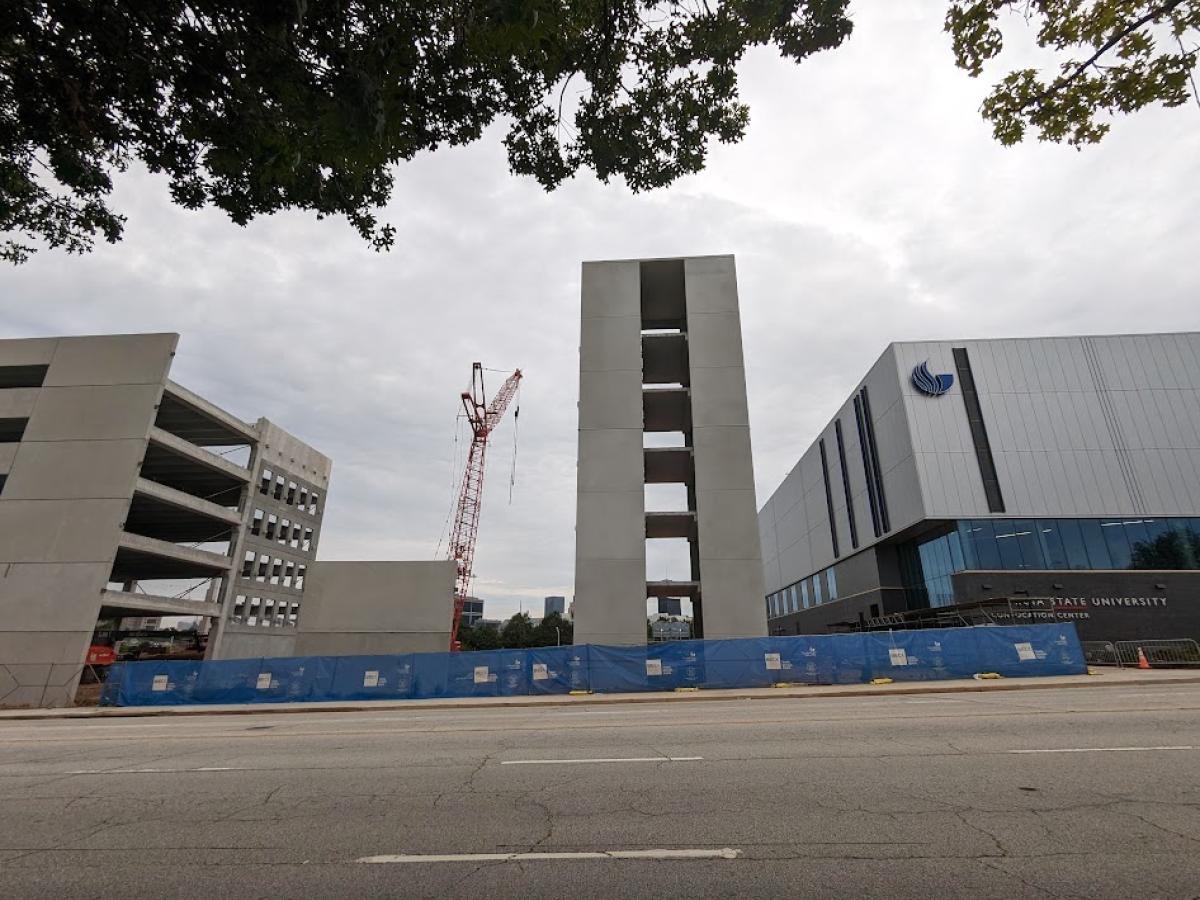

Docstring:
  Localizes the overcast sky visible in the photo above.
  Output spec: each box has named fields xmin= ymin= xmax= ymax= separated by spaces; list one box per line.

xmin=4 ymin=5 xmax=1198 ymax=620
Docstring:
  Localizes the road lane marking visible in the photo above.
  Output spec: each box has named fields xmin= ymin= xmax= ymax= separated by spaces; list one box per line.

xmin=357 ymin=848 xmax=741 ymax=863
xmin=500 ymin=756 xmax=703 ymax=765
xmin=1008 ymin=746 xmax=1195 ymax=754
xmin=63 ymin=766 xmax=245 ymax=774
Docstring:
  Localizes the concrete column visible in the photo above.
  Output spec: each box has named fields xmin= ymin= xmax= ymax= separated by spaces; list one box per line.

xmin=684 ymin=257 xmax=767 ymax=638
xmin=573 ymin=255 xmax=767 ymax=645
xmin=573 ymin=261 xmax=648 ymax=646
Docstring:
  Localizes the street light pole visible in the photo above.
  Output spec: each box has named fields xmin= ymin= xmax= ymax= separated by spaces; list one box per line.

xmin=555 ymin=626 xmax=561 ymax=646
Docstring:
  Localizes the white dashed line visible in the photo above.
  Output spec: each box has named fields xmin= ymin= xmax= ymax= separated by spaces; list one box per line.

xmin=357 ymin=848 xmax=741 ymax=863
xmin=500 ymin=756 xmax=703 ymax=765
xmin=1007 ymin=746 xmax=1195 ymax=754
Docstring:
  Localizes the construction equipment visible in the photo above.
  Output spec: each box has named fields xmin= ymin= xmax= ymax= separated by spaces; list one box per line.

xmin=446 ymin=363 xmax=522 ymax=650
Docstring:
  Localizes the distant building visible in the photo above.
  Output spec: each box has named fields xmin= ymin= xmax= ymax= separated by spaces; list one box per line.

xmin=543 ymin=595 xmax=565 ymax=618
xmin=461 ymin=597 xmax=484 ymax=628
xmin=761 ymin=333 xmax=1200 ymax=643
xmin=0 ymin=332 xmax=330 ymax=706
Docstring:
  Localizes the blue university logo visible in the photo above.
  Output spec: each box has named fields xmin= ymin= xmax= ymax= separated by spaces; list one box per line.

xmin=911 ymin=361 xmax=954 ymax=397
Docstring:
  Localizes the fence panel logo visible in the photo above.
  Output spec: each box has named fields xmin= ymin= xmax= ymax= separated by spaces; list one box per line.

xmin=911 ymin=361 xmax=954 ymax=397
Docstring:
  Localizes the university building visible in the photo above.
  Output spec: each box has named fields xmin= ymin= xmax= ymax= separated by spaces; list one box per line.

xmin=759 ymin=333 xmax=1200 ymax=643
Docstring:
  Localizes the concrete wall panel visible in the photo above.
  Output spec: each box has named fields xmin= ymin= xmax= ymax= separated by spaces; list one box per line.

xmin=42 ymin=333 xmax=177 ymax=387
xmin=581 ymin=261 xmax=640 ymax=319
xmin=576 ymin=491 xmax=646 ymax=561
xmin=685 ymin=313 xmax=745 ymax=369
xmin=0 ymin=338 xmax=57 ymax=367
xmin=682 ymin=256 xmax=738 ymax=313
xmin=691 ymin=426 xmax=755 ymax=491
xmin=214 ymin=626 xmax=297 ymax=660
xmin=0 ymin=444 xmax=17 ymax=474
xmin=580 ymin=315 xmax=643 ymax=373
xmin=0 ymin=562 xmax=108 ymax=629
xmin=578 ymin=430 xmax=646 ymax=493
xmin=695 ymin=489 xmax=763 ymax=561
xmin=4 ymin=440 xmax=144 ymax=500
xmin=0 ymin=500 xmax=127 ymax=563
xmin=23 ymin=385 xmax=160 ymax=441
xmin=688 ymin=367 xmax=750 ymax=427
xmin=578 ymin=370 xmax=644 ymax=430
xmin=0 ymin=388 xmax=38 ymax=419
xmin=298 ymin=560 xmax=454 ymax=634
xmin=572 ymin=558 xmax=648 ymax=646
xmin=695 ymin=558 xmax=766 ymax=638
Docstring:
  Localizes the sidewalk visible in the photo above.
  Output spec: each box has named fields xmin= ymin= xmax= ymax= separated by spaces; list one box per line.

xmin=2 ymin=667 xmax=1197 ymax=721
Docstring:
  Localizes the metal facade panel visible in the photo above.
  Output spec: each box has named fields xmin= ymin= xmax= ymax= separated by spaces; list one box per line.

xmin=760 ymin=332 xmax=1200 ymax=596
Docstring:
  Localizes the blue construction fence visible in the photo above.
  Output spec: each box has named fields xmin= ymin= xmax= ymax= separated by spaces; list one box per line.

xmin=100 ymin=624 xmax=1085 ymax=707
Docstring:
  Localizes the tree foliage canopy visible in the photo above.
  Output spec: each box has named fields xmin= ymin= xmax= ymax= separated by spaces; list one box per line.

xmin=5 ymin=2 xmax=1196 ymax=264
xmin=946 ymin=1 xmax=1200 ymax=146
xmin=0 ymin=0 xmax=853 ymax=262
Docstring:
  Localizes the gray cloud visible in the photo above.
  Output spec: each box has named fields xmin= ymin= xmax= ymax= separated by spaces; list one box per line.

xmin=3 ymin=4 xmax=1197 ymax=619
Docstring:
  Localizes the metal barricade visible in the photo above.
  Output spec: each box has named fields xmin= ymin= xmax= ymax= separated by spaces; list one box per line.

xmin=1112 ymin=639 xmax=1200 ymax=668
xmin=1081 ymin=641 xmax=1121 ymax=666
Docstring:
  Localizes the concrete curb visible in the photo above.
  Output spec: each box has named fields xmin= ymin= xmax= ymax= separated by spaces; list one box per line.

xmin=3 ymin=671 xmax=1199 ymax=721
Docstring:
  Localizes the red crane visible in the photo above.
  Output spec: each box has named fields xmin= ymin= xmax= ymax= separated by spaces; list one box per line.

xmin=447 ymin=363 xmax=522 ymax=650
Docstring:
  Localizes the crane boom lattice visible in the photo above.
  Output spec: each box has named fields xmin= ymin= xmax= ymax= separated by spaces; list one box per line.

xmin=447 ymin=363 xmax=522 ymax=650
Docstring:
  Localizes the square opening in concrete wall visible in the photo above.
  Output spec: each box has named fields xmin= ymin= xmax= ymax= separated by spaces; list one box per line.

xmin=640 ymin=259 xmax=686 ymax=329
xmin=646 ymin=537 xmax=695 ymax=583
xmin=645 ymin=482 xmax=690 ymax=512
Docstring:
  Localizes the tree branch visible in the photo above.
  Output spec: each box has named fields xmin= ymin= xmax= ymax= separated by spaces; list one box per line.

xmin=1022 ymin=0 xmax=1190 ymax=111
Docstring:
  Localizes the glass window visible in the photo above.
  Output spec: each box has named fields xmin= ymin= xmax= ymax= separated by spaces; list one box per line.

xmin=993 ymin=521 xmax=1025 ymax=569
xmin=302 ymin=527 xmax=313 ymax=552
xmin=789 ymin=585 xmax=799 ymax=613
xmin=286 ymin=482 xmax=297 ymax=505
xmin=274 ymin=476 xmax=284 ymax=500
xmin=1170 ymin=518 xmax=1199 ymax=568
xmin=1078 ymin=519 xmax=1114 ymax=568
xmin=947 ymin=530 xmax=966 ymax=571
xmin=256 ymin=553 xmax=269 ymax=580
xmin=279 ymin=518 xmax=290 ymax=544
xmin=241 ymin=550 xmax=255 ymax=577
xmin=298 ymin=488 xmax=308 ymax=510
xmin=259 ymin=469 xmax=272 ymax=495
xmin=955 ymin=521 xmax=979 ymax=569
xmin=1055 ymin=519 xmax=1090 ymax=569
xmin=800 ymin=580 xmax=810 ymax=609
xmin=250 ymin=509 xmax=264 ymax=536
xmin=813 ymin=575 xmax=823 ymax=605
xmin=1099 ymin=519 xmax=1132 ymax=568
xmin=1130 ymin=518 xmax=1180 ymax=568
xmin=1011 ymin=520 xmax=1043 ymax=569
xmin=296 ymin=565 xmax=306 ymax=589
xmin=1123 ymin=518 xmax=1150 ymax=552
xmin=265 ymin=515 xmax=277 ymax=540
xmin=968 ymin=519 xmax=1002 ymax=569
xmin=827 ymin=568 xmax=838 ymax=600
xmin=1037 ymin=521 xmax=1069 ymax=569
xmin=309 ymin=492 xmax=320 ymax=515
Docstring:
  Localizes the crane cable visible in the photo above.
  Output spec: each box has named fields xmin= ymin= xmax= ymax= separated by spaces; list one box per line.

xmin=434 ymin=409 xmax=465 ymax=558
xmin=508 ymin=382 xmax=521 ymax=504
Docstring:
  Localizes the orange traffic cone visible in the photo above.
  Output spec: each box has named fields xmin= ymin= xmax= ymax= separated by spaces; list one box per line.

xmin=1136 ymin=646 xmax=1151 ymax=670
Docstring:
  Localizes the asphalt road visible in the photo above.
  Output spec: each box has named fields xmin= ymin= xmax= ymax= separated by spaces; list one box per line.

xmin=2 ymin=682 xmax=1199 ymax=899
